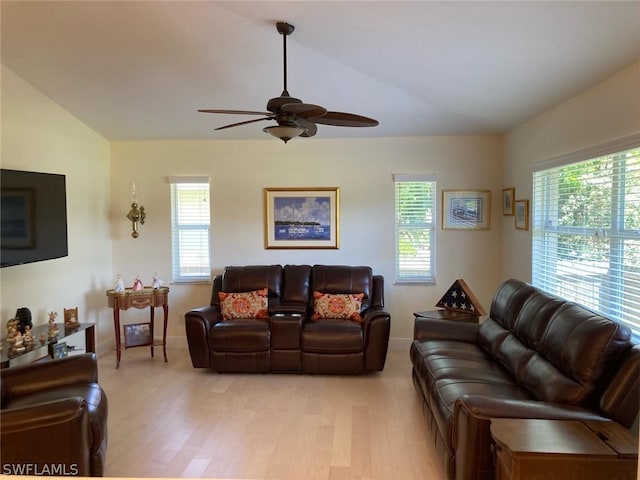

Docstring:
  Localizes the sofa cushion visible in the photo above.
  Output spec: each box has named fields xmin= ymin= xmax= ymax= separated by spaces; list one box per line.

xmin=302 ymin=320 xmax=363 ymax=354
xmin=210 ymin=320 xmax=270 ymax=352
xmin=221 ymin=265 xmax=283 ymax=299
xmin=518 ymin=303 xmax=631 ymax=404
xmin=488 ymin=279 xmax=536 ymax=330
xmin=477 ymin=318 xmax=511 ymax=358
xmin=311 ymin=265 xmax=373 ymax=309
xmin=219 ymin=289 xmax=269 ymax=320
xmin=312 ymin=291 xmax=364 ymax=321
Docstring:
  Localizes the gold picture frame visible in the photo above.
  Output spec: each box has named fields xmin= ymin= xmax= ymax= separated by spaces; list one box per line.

xmin=502 ymin=187 xmax=514 ymax=216
xmin=515 ymin=199 xmax=529 ymax=230
xmin=264 ymin=187 xmax=339 ymax=249
xmin=442 ymin=190 xmax=491 ymax=230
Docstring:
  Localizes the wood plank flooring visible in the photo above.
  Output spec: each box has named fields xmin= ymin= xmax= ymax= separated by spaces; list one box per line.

xmin=98 ymin=348 xmax=447 ymax=479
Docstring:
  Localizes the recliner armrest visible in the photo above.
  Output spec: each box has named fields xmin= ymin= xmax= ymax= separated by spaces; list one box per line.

xmin=1 ymin=353 xmax=98 ymax=398
xmin=362 ymin=307 xmax=391 ymax=372
xmin=413 ymin=317 xmax=479 ymax=342
xmin=1 ymin=396 xmax=92 ymax=476
xmin=184 ymin=305 xmax=222 ymax=368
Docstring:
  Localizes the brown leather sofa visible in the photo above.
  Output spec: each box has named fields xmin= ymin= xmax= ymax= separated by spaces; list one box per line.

xmin=185 ymin=264 xmax=391 ymax=374
xmin=0 ymin=353 xmax=108 ymax=476
xmin=410 ymin=278 xmax=639 ymax=480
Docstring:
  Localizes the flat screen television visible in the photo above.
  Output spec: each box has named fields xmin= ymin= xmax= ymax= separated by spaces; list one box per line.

xmin=1 ymin=169 xmax=68 ymax=268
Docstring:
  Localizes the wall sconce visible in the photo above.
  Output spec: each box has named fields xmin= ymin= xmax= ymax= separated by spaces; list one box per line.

xmin=127 ymin=182 xmax=146 ymax=238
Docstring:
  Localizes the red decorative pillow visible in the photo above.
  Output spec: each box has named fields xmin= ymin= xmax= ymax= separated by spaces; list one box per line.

xmin=218 ymin=288 xmax=269 ymax=320
xmin=312 ymin=291 xmax=364 ymax=322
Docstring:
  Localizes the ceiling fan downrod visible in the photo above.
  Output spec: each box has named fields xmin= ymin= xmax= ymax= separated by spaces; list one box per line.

xmin=277 ymin=22 xmax=294 ymax=97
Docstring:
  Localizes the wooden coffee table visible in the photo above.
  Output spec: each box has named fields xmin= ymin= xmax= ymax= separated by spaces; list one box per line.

xmin=490 ymin=418 xmax=638 ymax=480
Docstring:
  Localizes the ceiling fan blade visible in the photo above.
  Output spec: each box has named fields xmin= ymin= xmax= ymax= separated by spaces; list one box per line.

xmin=214 ymin=117 xmax=273 ymax=131
xmin=298 ymin=120 xmax=317 ymax=138
xmin=199 ymin=109 xmax=271 ymax=116
xmin=281 ymin=103 xmax=327 ymax=118
xmin=309 ymin=111 xmax=379 ymax=127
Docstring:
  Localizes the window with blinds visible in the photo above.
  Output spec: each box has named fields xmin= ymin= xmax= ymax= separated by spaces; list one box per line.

xmin=169 ymin=178 xmax=211 ymax=283
xmin=394 ymin=174 xmax=436 ymax=284
xmin=532 ymin=142 xmax=640 ymax=339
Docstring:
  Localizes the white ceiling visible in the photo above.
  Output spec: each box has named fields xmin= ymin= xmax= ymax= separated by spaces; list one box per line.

xmin=2 ymin=1 xmax=639 ymax=142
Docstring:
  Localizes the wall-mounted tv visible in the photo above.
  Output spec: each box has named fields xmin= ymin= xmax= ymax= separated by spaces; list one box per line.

xmin=1 ymin=169 xmax=68 ymax=268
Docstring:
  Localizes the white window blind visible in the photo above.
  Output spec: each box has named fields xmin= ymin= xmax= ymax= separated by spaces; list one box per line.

xmin=394 ymin=174 xmax=436 ymax=284
xmin=169 ymin=177 xmax=211 ymax=283
xmin=532 ymin=142 xmax=640 ymax=339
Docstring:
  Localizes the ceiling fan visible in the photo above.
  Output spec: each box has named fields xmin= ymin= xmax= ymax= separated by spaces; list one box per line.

xmin=198 ymin=22 xmax=379 ymax=143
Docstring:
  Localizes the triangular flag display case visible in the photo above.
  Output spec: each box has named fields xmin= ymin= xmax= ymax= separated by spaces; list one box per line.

xmin=436 ymin=279 xmax=487 ymax=316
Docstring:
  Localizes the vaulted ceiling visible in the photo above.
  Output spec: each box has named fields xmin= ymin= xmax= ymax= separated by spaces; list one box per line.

xmin=2 ymin=1 xmax=639 ymax=141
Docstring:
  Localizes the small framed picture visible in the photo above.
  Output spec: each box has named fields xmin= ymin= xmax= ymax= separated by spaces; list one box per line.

xmin=502 ymin=187 xmax=514 ymax=216
xmin=52 ymin=342 xmax=68 ymax=359
xmin=442 ymin=190 xmax=491 ymax=230
xmin=124 ymin=322 xmax=152 ymax=347
xmin=515 ymin=199 xmax=529 ymax=230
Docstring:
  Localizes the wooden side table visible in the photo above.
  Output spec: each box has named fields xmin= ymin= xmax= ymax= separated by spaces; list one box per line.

xmin=106 ymin=287 xmax=169 ymax=369
xmin=490 ymin=418 xmax=638 ymax=480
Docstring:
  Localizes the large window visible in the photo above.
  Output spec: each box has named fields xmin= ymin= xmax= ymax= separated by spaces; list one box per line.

xmin=394 ymin=174 xmax=436 ymax=284
xmin=532 ymin=139 xmax=640 ymax=338
xmin=169 ymin=177 xmax=211 ymax=283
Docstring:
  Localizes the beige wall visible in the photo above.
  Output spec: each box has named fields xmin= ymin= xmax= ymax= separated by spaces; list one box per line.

xmin=1 ymin=66 xmax=114 ymax=349
xmin=5 ymin=58 xmax=637 ymax=354
xmin=110 ymin=136 xmax=503 ymax=347
xmin=502 ymin=61 xmax=640 ymax=281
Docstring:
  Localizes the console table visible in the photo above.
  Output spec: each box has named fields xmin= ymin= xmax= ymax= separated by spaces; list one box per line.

xmin=1 ymin=322 xmax=96 ymax=369
xmin=491 ymin=418 xmax=638 ymax=480
xmin=106 ymin=286 xmax=169 ymax=369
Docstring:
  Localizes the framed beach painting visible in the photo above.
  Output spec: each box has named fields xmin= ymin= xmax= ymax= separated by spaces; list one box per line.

xmin=264 ymin=187 xmax=339 ymax=249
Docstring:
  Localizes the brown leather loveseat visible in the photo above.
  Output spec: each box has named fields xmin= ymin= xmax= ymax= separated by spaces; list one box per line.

xmin=1 ymin=353 xmax=108 ymax=476
xmin=410 ymin=278 xmax=639 ymax=480
xmin=185 ymin=264 xmax=390 ymax=374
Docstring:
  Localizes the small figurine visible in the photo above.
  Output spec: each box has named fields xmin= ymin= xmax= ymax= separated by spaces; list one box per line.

xmin=48 ymin=311 xmax=59 ymax=337
xmin=40 ymin=332 xmax=46 ymax=345
xmin=23 ymin=325 xmax=34 ymax=345
xmin=132 ymin=275 xmax=144 ymax=291
xmin=6 ymin=318 xmax=20 ymax=343
xmin=114 ymin=274 xmax=126 ymax=292
xmin=152 ymin=273 xmax=163 ymax=289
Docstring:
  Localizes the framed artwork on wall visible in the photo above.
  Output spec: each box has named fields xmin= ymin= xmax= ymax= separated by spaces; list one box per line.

xmin=515 ymin=199 xmax=529 ymax=230
xmin=502 ymin=187 xmax=514 ymax=216
xmin=442 ymin=190 xmax=491 ymax=230
xmin=264 ymin=187 xmax=339 ymax=249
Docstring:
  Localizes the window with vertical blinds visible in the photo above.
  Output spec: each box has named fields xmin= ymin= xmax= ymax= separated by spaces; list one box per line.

xmin=169 ymin=177 xmax=211 ymax=283
xmin=532 ymin=138 xmax=640 ymax=339
xmin=394 ymin=174 xmax=436 ymax=284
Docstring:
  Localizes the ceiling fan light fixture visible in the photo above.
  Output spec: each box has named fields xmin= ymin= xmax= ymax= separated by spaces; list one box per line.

xmin=263 ymin=124 xmax=305 ymax=143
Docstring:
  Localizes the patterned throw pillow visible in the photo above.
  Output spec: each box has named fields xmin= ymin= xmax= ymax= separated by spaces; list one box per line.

xmin=219 ymin=288 xmax=269 ymax=320
xmin=312 ymin=291 xmax=364 ymax=322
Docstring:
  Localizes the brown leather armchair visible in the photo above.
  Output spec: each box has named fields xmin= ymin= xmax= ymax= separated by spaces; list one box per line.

xmin=1 ymin=353 xmax=108 ymax=476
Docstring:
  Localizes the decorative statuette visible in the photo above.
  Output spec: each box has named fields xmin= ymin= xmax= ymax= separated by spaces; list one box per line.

xmin=152 ymin=273 xmax=163 ymax=289
xmin=48 ymin=311 xmax=59 ymax=337
xmin=114 ymin=274 xmax=126 ymax=292
xmin=132 ymin=275 xmax=144 ymax=291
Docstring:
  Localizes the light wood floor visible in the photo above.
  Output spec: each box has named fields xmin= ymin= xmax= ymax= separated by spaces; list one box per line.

xmin=98 ymin=348 xmax=447 ymax=480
